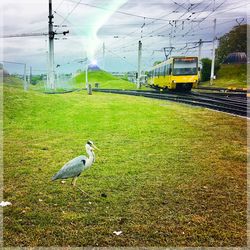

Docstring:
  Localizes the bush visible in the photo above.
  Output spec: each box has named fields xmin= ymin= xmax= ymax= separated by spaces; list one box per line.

xmin=201 ymin=58 xmax=211 ymax=81
xmin=201 ymin=58 xmax=220 ymax=82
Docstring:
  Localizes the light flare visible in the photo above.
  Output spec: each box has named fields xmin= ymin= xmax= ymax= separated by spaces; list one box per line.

xmin=90 ymin=59 xmax=97 ymax=65
xmin=69 ymin=0 xmax=128 ymax=62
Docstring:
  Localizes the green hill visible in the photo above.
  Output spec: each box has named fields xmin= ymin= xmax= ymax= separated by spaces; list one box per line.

xmin=216 ymin=64 xmax=247 ymax=86
xmin=200 ymin=64 xmax=247 ymax=88
xmin=72 ymin=70 xmax=137 ymax=89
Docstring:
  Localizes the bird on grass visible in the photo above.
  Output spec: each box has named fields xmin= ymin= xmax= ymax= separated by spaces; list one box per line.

xmin=51 ymin=140 xmax=99 ymax=195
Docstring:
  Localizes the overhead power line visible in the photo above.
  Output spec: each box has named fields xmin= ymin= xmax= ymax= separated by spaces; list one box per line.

xmin=105 ymin=47 xmax=137 ymax=68
xmin=66 ymin=0 xmax=206 ymax=22
xmin=55 ymin=0 xmax=82 ymax=32
xmin=1 ymin=32 xmax=48 ymax=38
xmin=54 ymin=0 xmax=65 ymax=12
xmin=1 ymin=30 xmax=70 ymax=39
xmin=110 ymin=1 xmax=209 ymax=52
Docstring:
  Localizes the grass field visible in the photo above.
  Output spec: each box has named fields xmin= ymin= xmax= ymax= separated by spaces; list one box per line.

xmin=200 ymin=64 xmax=247 ymax=88
xmin=3 ymin=82 xmax=247 ymax=247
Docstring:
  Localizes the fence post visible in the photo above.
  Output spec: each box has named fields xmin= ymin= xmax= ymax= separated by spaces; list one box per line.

xmin=87 ymin=84 xmax=92 ymax=95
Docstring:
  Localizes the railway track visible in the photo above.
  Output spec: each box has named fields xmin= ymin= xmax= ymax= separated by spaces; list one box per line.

xmin=196 ymin=86 xmax=247 ymax=93
xmin=45 ymin=87 xmax=247 ymax=117
xmin=93 ymin=88 xmax=247 ymax=117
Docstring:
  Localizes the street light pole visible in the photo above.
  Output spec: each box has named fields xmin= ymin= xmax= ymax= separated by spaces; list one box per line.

xmin=210 ymin=18 xmax=217 ymax=86
xmin=137 ymin=40 xmax=142 ymax=89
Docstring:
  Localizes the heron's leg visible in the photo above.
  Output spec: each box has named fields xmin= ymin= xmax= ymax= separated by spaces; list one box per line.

xmin=71 ymin=177 xmax=77 ymax=186
xmin=75 ymin=186 xmax=90 ymax=196
xmin=71 ymin=177 xmax=90 ymax=196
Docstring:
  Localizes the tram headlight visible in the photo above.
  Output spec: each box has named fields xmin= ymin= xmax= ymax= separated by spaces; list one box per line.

xmin=172 ymin=80 xmax=176 ymax=83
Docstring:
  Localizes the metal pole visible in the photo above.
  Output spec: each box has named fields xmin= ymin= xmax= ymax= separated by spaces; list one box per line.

xmin=24 ymin=63 xmax=27 ymax=91
xmin=45 ymin=39 xmax=49 ymax=90
xmin=27 ymin=66 xmax=30 ymax=86
xmin=30 ymin=66 xmax=32 ymax=86
xmin=210 ymin=19 xmax=216 ymax=85
xmin=85 ymin=63 xmax=88 ymax=88
xmin=137 ymin=40 xmax=142 ymax=89
xmin=48 ymin=0 xmax=55 ymax=89
xmin=169 ymin=24 xmax=173 ymax=57
xmin=198 ymin=39 xmax=202 ymax=62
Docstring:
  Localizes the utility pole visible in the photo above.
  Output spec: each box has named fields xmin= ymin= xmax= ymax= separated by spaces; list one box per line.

xmin=48 ymin=0 xmax=55 ymax=90
xmin=86 ymin=61 xmax=88 ymax=88
xmin=197 ymin=39 xmax=213 ymax=60
xmin=24 ymin=63 xmax=27 ymax=91
xmin=198 ymin=39 xmax=202 ymax=62
xmin=169 ymin=22 xmax=173 ymax=49
xmin=210 ymin=18 xmax=217 ymax=85
xmin=28 ymin=66 xmax=32 ymax=87
xmin=85 ymin=60 xmax=92 ymax=94
xmin=27 ymin=66 xmax=30 ymax=86
xmin=78 ymin=58 xmax=88 ymax=88
xmin=137 ymin=40 xmax=142 ymax=89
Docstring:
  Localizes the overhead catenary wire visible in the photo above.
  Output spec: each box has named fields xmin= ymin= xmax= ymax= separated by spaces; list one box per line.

xmin=66 ymin=0 xmax=203 ymax=22
xmin=105 ymin=48 xmax=137 ymax=68
xmin=144 ymin=0 xmax=229 ymax=48
xmin=54 ymin=0 xmax=66 ymax=12
xmin=95 ymin=3 xmax=184 ymax=52
xmin=54 ymin=0 xmax=82 ymax=33
xmin=113 ymin=0 xmax=243 ymax=53
xmin=110 ymin=1 xmax=209 ymax=52
xmin=109 ymin=0 xmax=211 ymax=49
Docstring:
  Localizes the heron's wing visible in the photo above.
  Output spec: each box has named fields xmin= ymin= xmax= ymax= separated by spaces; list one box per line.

xmin=52 ymin=155 xmax=87 ymax=180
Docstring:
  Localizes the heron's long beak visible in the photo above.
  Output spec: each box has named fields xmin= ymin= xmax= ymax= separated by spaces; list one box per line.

xmin=92 ymin=144 xmax=100 ymax=151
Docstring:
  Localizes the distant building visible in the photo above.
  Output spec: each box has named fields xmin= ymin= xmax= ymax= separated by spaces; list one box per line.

xmin=110 ymin=72 xmax=126 ymax=78
xmin=223 ymin=52 xmax=247 ymax=64
xmin=110 ymin=71 xmax=137 ymax=83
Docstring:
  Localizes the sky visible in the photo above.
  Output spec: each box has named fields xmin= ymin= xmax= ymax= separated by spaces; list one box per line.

xmin=1 ymin=0 xmax=248 ymax=74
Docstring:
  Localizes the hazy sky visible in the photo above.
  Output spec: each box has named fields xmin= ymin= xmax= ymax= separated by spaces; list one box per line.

xmin=1 ymin=0 xmax=248 ymax=74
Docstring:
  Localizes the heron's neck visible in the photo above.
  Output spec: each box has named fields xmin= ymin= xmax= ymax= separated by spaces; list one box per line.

xmin=86 ymin=149 xmax=95 ymax=163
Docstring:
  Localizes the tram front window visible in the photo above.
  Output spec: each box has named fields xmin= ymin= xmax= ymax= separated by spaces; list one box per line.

xmin=173 ymin=58 xmax=197 ymax=75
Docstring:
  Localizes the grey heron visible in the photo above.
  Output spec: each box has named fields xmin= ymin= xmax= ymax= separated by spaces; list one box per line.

xmin=51 ymin=140 xmax=99 ymax=194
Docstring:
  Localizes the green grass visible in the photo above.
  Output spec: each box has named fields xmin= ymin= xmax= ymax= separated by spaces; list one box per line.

xmin=2 ymin=76 xmax=24 ymax=87
xmin=3 ymin=83 xmax=247 ymax=247
xmin=200 ymin=64 xmax=247 ymax=88
xmin=72 ymin=70 xmax=138 ymax=89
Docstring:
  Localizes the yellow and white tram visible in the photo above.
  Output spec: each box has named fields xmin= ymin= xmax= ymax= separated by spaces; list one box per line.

xmin=148 ymin=56 xmax=199 ymax=91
